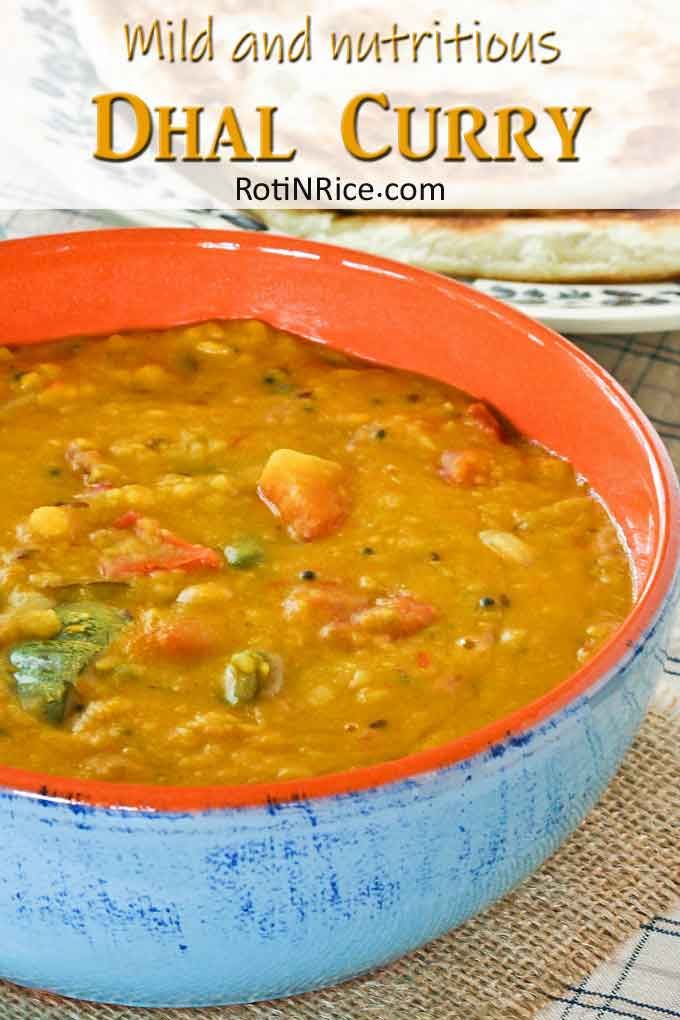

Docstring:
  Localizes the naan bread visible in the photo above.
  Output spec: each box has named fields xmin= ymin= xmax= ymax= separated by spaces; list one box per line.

xmin=257 ymin=210 xmax=680 ymax=282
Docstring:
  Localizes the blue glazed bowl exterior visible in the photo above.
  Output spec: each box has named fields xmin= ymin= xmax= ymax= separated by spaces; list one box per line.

xmin=0 ymin=228 xmax=677 ymax=1006
xmin=0 ymin=578 xmax=676 ymax=1007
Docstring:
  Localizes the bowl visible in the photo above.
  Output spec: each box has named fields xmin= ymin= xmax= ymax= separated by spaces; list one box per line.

xmin=0 ymin=228 xmax=677 ymax=1007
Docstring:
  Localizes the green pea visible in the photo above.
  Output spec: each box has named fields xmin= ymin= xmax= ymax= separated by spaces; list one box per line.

xmin=224 ymin=539 xmax=264 ymax=569
xmin=223 ymin=650 xmax=272 ymax=706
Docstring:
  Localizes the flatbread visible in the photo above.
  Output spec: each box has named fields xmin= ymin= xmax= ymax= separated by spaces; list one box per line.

xmin=256 ymin=211 xmax=680 ymax=283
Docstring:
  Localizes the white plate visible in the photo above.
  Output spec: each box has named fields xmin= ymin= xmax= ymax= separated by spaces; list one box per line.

xmin=469 ymin=278 xmax=680 ymax=334
xmin=111 ymin=210 xmax=680 ymax=335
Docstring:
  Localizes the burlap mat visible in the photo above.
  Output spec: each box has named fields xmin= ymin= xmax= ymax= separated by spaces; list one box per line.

xmin=0 ymin=702 xmax=676 ymax=1020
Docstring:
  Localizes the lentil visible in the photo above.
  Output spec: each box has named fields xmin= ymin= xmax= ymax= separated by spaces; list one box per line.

xmin=0 ymin=320 xmax=632 ymax=785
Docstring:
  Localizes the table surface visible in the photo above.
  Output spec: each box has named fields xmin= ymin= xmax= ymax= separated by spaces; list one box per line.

xmin=0 ymin=209 xmax=678 ymax=1020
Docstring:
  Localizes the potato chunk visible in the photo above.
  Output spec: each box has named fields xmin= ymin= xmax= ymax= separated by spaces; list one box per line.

xmin=28 ymin=505 xmax=72 ymax=539
xmin=258 ymin=449 xmax=351 ymax=541
xmin=479 ymin=530 xmax=534 ymax=565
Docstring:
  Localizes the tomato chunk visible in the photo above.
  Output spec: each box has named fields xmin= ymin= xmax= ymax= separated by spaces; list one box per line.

xmin=283 ymin=581 xmax=368 ymax=622
xmin=283 ymin=581 xmax=436 ymax=646
xmin=258 ymin=449 xmax=351 ymax=541
xmin=130 ymin=614 xmax=219 ymax=659
xmin=466 ymin=402 xmax=505 ymax=441
xmin=102 ymin=549 xmax=220 ymax=579
xmin=66 ymin=440 xmax=120 ymax=487
xmin=439 ymin=448 xmax=492 ymax=487
xmin=113 ymin=510 xmax=142 ymax=529
xmin=100 ymin=513 xmax=221 ymax=578
xmin=349 ymin=595 xmax=437 ymax=640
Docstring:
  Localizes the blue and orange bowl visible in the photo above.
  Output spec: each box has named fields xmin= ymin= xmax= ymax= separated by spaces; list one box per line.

xmin=0 ymin=229 xmax=678 ymax=1006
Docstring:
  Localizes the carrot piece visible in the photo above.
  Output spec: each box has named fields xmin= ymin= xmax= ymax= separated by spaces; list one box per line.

xmin=258 ymin=449 xmax=351 ymax=541
xmin=417 ymin=650 xmax=432 ymax=669
xmin=466 ymin=402 xmax=505 ymax=441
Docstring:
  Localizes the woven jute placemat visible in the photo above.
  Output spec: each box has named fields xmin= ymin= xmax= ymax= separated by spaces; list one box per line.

xmin=0 ymin=697 xmax=677 ymax=1020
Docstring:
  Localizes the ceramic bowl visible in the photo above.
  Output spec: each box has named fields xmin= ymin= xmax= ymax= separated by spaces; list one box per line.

xmin=0 ymin=229 xmax=677 ymax=1007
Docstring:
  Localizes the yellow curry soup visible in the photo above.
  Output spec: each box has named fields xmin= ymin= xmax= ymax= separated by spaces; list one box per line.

xmin=0 ymin=321 xmax=632 ymax=784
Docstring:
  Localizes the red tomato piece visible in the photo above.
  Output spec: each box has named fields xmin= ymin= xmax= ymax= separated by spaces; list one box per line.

xmin=101 ymin=548 xmax=221 ymax=579
xmin=354 ymin=595 xmax=436 ymax=639
xmin=439 ymin=449 xmax=492 ymax=487
xmin=466 ymin=402 xmax=505 ymax=441
xmin=283 ymin=581 xmax=368 ymax=622
xmin=322 ymin=593 xmax=437 ymax=645
xmin=113 ymin=510 xmax=142 ymax=529
xmin=283 ymin=576 xmax=436 ymax=645
xmin=65 ymin=440 xmax=113 ymax=485
xmin=101 ymin=512 xmax=221 ymax=578
xmin=133 ymin=618 xmax=218 ymax=659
